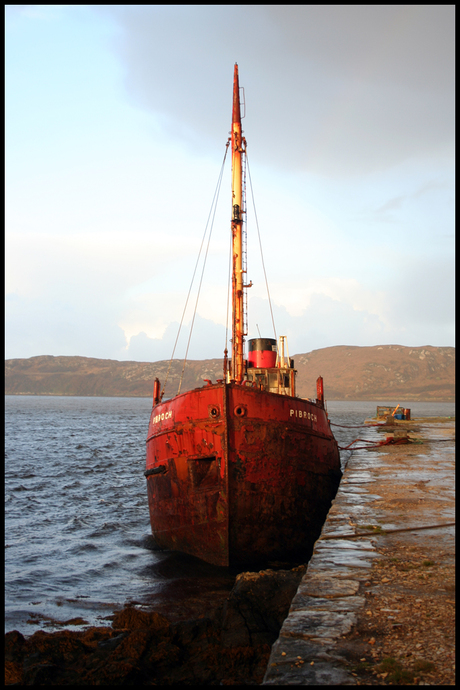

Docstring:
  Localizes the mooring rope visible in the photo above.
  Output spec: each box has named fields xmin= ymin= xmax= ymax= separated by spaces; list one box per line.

xmin=338 ymin=438 xmax=381 ymax=451
xmin=338 ymin=436 xmax=424 ymax=451
xmin=331 ymin=422 xmax=383 ymax=428
xmin=321 ymin=522 xmax=455 ymax=540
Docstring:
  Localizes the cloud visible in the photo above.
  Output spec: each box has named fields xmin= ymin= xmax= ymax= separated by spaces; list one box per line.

xmin=105 ymin=5 xmax=454 ymax=176
xmin=375 ymin=195 xmax=406 ymax=215
xmin=388 ymin=256 xmax=455 ymax=328
xmin=5 ymin=6 xmax=454 ymax=363
xmin=264 ymin=6 xmax=454 ymax=91
xmin=247 ymin=281 xmax=454 ymax=356
xmin=247 ymin=294 xmax=387 ymax=354
xmin=6 ymin=293 xmax=127 ymax=360
xmin=125 ymin=315 xmax=228 ymax=362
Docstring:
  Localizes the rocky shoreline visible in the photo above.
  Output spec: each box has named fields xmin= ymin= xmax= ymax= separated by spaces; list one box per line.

xmin=5 ymin=566 xmax=305 ymax=685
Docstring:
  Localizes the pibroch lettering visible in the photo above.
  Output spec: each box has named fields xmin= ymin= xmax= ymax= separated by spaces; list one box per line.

xmin=153 ymin=410 xmax=173 ymax=424
xmin=289 ymin=408 xmax=317 ymax=423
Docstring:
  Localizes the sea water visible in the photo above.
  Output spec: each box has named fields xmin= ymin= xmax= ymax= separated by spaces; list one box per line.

xmin=5 ymin=395 xmax=454 ymax=635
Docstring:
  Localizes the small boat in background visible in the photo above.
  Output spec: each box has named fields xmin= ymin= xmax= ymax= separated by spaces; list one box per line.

xmin=364 ymin=405 xmax=412 ymax=424
xmin=145 ymin=65 xmax=341 ymax=567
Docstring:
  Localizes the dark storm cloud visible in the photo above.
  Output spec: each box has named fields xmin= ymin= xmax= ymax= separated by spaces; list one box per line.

xmin=103 ymin=4 xmax=454 ymax=176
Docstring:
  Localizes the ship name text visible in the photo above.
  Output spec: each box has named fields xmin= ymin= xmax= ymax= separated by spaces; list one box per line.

xmin=290 ymin=409 xmax=317 ymax=423
xmin=152 ymin=410 xmax=173 ymax=424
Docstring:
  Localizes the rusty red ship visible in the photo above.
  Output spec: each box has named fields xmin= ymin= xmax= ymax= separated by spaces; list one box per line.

xmin=145 ymin=65 xmax=341 ymax=567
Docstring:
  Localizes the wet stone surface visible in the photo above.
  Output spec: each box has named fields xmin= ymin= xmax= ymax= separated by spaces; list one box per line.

xmin=263 ymin=421 xmax=455 ymax=685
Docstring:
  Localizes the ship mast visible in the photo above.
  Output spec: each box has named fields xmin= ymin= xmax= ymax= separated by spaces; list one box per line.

xmin=231 ymin=63 xmax=246 ymax=381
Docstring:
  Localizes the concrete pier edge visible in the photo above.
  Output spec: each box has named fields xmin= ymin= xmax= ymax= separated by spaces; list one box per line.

xmin=263 ymin=419 xmax=455 ymax=685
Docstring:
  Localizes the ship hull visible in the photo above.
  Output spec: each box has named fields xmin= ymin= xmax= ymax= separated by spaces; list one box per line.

xmin=146 ymin=382 xmax=341 ymax=566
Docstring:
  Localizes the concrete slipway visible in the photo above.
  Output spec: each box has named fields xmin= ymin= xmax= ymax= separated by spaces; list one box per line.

xmin=263 ymin=419 xmax=455 ymax=685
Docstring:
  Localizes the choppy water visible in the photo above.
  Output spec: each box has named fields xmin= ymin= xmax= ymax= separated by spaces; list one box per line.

xmin=5 ymin=395 xmax=454 ymax=635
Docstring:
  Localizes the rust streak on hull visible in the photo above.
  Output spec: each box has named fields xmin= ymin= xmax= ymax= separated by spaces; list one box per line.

xmin=146 ymin=382 xmax=341 ymax=566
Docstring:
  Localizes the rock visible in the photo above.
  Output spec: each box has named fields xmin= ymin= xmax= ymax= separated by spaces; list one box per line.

xmin=5 ymin=566 xmax=304 ymax=686
xmin=221 ymin=566 xmax=306 ymax=647
xmin=5 ymin=631 xmax=27 ymax=685
xmin=111 ymin=607 xmax=170 ymax=633
xmin=5 ymin=630 xmax=28 ymax=662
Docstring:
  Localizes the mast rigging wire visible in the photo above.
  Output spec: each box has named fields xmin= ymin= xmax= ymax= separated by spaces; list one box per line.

xmin=177 ymin=141 xmax=230 ymax=395
xmin=160 ymin=141 xmax=230 ymax=399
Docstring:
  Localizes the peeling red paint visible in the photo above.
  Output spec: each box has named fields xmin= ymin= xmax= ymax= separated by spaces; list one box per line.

xmin=146 ymin=381 xmax=341 ymax=566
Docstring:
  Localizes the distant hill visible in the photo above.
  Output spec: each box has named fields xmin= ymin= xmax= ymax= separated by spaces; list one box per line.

xmin=293 ymin=345 xmax=454 ymax=401
xmin=4 ymin=345 xmax=455 ymax=401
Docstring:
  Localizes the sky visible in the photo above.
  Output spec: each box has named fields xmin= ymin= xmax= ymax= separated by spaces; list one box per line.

xmin=5 ymin=5 xmax=455 ymax=363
